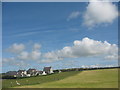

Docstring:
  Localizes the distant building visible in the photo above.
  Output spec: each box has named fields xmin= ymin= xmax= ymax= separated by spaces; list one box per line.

xmin=18 ymin=70 xmax=27 ymax=77
xmin=36 ymin=71 xmax=44 ymax=75
xmin=43 ymin=67 xmax=54 ymax=74
xmin=18 ymin=70 xmax=27 ymax=74
xmin=59 ymin=70 xmax=61 ymax=73
xmin=42 ymin=71 xmax=47 ymax=75
xmin=27 ymin=69 xmax=37 ymax=76
xmin=4 ymin=66 xmax=54 ymax=78
xmin=39 ymin=71 xmax=43 ymax=75
xmin=5 ymin=71 xmax=18 ymax=77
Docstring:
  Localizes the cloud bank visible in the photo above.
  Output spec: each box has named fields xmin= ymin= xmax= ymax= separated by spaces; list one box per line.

xmin=6 ymin=43 xmax=25 ymax=54
xmin=3 ymin=43 xmax=42 ymax=67
xmin=83 ymin=0 xmax=118 ymax=27
xmin=17 ymin=43 xmax=41 ymax=61
xmin=42 ymin=37 xmax=118 ymax=62
xmin=3 ymin=37 xmax=118 ymax=65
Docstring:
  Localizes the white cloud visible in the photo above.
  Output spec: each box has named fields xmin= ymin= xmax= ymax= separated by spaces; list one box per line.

xmin=30 ymin=50 xmax=41 ymax=60
xmin=67 ymin=11 xmax=80 ymax=21
xmin=42 ymin=52 xmax=63 ymax=63
xmin=5 ymin=43 xmax=41 ymax=61
xmin=83 ymin=0 xmax=118 ymax=27
xmin=17 ymin=43 xmax=41 ymax=61
xmin=17 ymin=51 xmax=29 ymax=60
xmin=7 ymin=43 xmax=25 ymax=54
xmin=17 ymin=51 xmax=41 ymax=61
xmin=42 ymin=37 xmax=118 ymax=62
xmin=3 ymin=38 xmax=118 ymax=65
xmin=33 ymin=43 xmax=41 ymax=51
xmin=4 ymin=43 xmax=42 ymax=67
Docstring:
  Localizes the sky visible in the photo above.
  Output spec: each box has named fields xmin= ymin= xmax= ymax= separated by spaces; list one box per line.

xmin=2 ymin=1 xmax=118 ymax=73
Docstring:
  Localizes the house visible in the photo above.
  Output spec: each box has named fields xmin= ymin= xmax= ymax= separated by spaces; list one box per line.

xmin=18 ymin=70 xmax=27 ymax=77
xmin=39 ymin=71 xmax=43 ymax=75
xmin=43 ymin=67 xmax=54 ymax=74
xmin=5 ymin=71 xmax=18 ymax=77
xmin=27 ymin=68 xmax=37 ymax=76
xmin=36 ymin=71 xmax=41 ymax=75
xmin=59 ymin=70 xmax=61 ymax=73
xmin=42 ymin=71 xmax=47 ymax=75
xmin=5 ymin=71 xmax=27 ymax=78
xmin=36 ymin=71 xmax=46 ymax=75
xmin=18 ymin=70 xmax=27 ymax=74
xmin=4 ymin=66 xmax=55 ymax=78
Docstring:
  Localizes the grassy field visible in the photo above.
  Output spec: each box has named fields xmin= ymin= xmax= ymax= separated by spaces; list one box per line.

xmin=2 ymin=71 xmax=80 ymax=88
xmin=2 ymin=68 xmax=118 ymax=88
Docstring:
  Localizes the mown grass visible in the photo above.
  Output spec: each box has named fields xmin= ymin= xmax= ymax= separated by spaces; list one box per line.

xmin=2 ymin=71 xmax=80 ymax=88
xmin=15 ymin=68 xmax=118 ymax=88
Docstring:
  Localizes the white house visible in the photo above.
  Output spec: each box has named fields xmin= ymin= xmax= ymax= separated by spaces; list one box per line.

xmin=59 ymin=70 xmax=61 ymax=73
xmin=5 ymin=67 xmax=55 ymax=78
xmin=43 ymin=67 xmax=54 ymax=74
xmin=18 ymin=70 xmax=27 ymax=77
xmin=27 ymin=68 xmax=37 ymax=76
xmin=42 ymin=71 xmax=47 ymax=75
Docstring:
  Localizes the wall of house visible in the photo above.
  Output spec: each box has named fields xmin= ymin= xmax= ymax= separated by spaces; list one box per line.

xmin=50 ymin=68 xmax=54 ymax=73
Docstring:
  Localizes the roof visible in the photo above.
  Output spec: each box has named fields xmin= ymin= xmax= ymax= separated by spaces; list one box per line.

xmin=27 ymin=68 xmax=37 ymax=74
xmin=43 ymin=67 xmax=52 ymax=72
xmin=18 ymin=70 xmax=26 ymax=72
xmin=28 ymin=68 xmax=36 ymax=71
xmin=37 ymin=71 xmax=43 ymax=74
xmin=5 ymin=71 xmax=17 ymax=76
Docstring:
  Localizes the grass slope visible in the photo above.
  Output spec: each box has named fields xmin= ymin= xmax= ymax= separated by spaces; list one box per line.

xmin=15 ymin=69 xmax=118 ymax=88
xmin=2 ymin=71 xmax=80 ymax=88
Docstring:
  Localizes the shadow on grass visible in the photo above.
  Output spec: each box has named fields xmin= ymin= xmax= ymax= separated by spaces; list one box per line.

xmin=2 ymin=71 xmax=81 ymax=88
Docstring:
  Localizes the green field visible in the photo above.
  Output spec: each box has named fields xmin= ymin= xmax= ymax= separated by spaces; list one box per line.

xmin=2 ymin=68 xmax=118 ymax=88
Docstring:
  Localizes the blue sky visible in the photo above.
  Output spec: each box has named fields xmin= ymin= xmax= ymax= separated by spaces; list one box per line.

xmin=2 ymin=2 xmax=118 ymax=73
